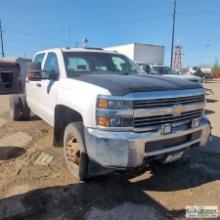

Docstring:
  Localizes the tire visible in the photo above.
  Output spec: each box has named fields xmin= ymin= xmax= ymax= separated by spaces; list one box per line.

xmin=10 ymin=95 xmax=22 ymax=121
xmin=63 ymin=122 xmax=89 ymax=180
xmin=20 ymin=94 xmax=31 ymax=120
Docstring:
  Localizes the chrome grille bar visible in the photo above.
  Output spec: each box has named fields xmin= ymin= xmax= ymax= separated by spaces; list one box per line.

xmin=134 ymin=109 xmax=203 ymax=128
xmin=134 ymin=95 xmax=204 ymax=109
xmin=129 ymin=89 xmax=205 ymax=131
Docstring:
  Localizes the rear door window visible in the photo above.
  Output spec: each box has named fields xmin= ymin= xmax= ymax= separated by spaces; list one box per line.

xmin=33 ymin=53 xmax=45 ymax=65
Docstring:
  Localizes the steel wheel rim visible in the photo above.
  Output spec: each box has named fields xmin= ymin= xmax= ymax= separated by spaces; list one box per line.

xmin=65 ymin=135 xmax=80 ymax=167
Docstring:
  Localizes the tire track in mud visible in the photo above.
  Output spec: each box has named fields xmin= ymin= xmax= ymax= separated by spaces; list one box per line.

xmin=0 ymin=99 xmax=73 ymax=202
xmin=1 ymin=84 xmax=220 ymax=219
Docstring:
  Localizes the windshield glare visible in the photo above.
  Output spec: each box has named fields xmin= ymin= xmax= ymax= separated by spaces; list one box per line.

xmin=152 ymin=66 xmax=177 ymax=75
xmin=63 ymin=52 xmax=144 ymax=77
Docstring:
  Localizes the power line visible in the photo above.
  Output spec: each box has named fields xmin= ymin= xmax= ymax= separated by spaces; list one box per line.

xmin=0 ymin=19 xmax=5 ymax=57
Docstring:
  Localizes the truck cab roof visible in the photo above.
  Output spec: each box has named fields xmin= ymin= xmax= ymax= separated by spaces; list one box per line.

xmin=34 ymin=48 xmax=119 ymax=55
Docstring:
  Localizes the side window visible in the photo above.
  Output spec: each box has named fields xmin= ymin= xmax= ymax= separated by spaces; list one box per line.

xmin=43 ymin=52 xmax=59 ymax=78
xmin=33 ymin=53 xmax=45 ymax=65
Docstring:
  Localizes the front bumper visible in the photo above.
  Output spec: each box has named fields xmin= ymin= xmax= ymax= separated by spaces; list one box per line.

xmin=84 ymin=118 xmax=210 ymax=169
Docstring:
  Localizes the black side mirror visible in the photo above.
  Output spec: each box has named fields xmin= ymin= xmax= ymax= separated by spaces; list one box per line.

xmin=142 ymin=65 xmax=150 ymax=74
xmin=48 ymin=71 xmax=59 ymax=81
xmin=26 ymin=62 xmax=42 ymax=81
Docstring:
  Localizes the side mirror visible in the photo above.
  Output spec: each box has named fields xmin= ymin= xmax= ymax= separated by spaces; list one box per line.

xmin=48 ymin=71 xmax=59 ymax=81
xmin=26 ymin=62 xmax=42 ymax=81
xmin=142 ymin=65 xmax=150 ymax=74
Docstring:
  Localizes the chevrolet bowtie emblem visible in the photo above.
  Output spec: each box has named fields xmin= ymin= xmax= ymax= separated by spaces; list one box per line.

xmin=172 ymin=105 xmax=183 ymax=117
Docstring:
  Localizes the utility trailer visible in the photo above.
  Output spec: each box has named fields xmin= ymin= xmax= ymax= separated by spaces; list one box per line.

xmin=0 ymin=61 xmax=23 ymax=94
xmin=105 ymin=43 xmax=165 ymax=65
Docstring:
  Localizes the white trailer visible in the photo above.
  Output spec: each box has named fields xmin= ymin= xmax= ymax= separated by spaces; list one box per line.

xmin=105 ymin=43 xmax=165 ymax=65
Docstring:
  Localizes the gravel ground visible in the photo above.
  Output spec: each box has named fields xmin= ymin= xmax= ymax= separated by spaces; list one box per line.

xmin=0 ymin=81 xmax=220 ymax=220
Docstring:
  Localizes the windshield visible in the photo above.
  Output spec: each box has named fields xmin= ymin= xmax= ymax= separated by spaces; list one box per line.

xmin=152 ymin=66 xmax=177 ymax=75
xmin=63 ymin=52 xmax=144 ymax=77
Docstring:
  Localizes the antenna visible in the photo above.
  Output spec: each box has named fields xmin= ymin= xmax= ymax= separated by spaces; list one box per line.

xmin=83 ymin=38 xmax=88 ymax=48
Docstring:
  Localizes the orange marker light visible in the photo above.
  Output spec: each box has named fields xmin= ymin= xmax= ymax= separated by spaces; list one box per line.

xmin=98 ymin=99 xmax=109 ymax=109
xmin=97 ymin=116 xmax=110 ymax=127
xmin=27 ymin=72 xmax=35 ymax=78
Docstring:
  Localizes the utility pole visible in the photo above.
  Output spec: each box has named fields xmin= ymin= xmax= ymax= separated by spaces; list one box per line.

xmin=170 ymin=0 xmax=176 ymax=68
xmin=0 ymin=19 xmax=5 ymax=57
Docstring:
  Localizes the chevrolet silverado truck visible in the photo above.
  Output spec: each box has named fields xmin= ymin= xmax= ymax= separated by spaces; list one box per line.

xmin=7 ymin=48 xmax=210 ymax=180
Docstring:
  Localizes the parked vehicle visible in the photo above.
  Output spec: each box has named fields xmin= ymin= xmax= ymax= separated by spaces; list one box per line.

xmin=1 ymin=57 xmax=31 ymax=90
xmin=105 ymin=43 xmax=165 ymax=65
xmin=142 ymin=64 xmax=203 ymax=83
xmin=2 ymin=48 xmax=210 ymax=180
xmin=188 ymin=66 xmax=213 ymax=80
xmin=0 ymin=61 xmax=23 ymax=94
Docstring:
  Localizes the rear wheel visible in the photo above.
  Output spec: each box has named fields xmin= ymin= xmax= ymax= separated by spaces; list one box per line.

xmin=64 ymin=122 xmax=89 ymax=180
xmin=10 ymin=95 xmax=22 ymax=120
xmin=20 ymin=94 xmax=31 ymax=120
xmin=10 ymin=94 xmax=31 ymax=121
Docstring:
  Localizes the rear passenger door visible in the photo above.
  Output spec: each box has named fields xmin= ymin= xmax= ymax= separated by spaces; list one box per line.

xmin=26 ymin=53 xmax=46 ymax=114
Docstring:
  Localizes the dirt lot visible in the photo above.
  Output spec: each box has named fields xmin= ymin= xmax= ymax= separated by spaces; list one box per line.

xmin=0 ymin=81 xmax=220 ymax=220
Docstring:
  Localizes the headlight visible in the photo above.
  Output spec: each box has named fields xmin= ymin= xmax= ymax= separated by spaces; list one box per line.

xmin=97 ymin=99 xmax=133 ymax=109
xmin=96 ymin=95 xmax=133 ymax=128
xmin=97 ymin=116 xmax=133 ymax=127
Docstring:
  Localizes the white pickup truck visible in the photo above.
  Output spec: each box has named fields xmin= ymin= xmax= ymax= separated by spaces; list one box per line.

xmin=7 ymin=48 xmax=210 ymax=180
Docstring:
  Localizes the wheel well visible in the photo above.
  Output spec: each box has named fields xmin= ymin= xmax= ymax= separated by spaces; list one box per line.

xmin=54 ymin=105 xmax=83 ymax=147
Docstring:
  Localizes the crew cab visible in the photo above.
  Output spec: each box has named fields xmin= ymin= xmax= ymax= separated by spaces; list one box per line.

xmin=7 ymin=48 xmax=210 ymax=180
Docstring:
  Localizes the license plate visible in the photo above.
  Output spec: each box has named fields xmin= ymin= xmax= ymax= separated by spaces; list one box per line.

xmin=163 ymin=151 xmax=184 ymax=164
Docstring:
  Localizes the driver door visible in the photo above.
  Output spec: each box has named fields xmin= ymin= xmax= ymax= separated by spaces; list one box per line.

xmin=35 ymin=52 xmax=60 ymax=125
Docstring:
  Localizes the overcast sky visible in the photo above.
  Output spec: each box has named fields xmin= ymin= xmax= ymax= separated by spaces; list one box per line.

xmin=0 ymin=0 xmax=219 ymax=66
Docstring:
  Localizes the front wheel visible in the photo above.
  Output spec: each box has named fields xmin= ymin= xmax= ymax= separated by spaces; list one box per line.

xmin=63 ymin=122 xmax=89 ymax=180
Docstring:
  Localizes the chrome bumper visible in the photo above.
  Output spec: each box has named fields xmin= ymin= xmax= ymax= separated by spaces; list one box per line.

xmin=84 ymin=118 xmax=210 ymax=169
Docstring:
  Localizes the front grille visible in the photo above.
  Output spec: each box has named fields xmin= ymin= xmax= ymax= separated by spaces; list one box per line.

xmin=133 ymin=95 xmax=204 ymax=109
xmin=134 ymin=109 xmax=203 ymax=129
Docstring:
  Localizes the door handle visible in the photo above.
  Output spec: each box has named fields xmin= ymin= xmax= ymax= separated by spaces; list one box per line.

xmin=36 ymin=83 xmax=41 ymax=87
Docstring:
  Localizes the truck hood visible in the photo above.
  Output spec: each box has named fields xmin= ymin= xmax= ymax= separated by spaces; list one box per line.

xmin=75 ymin=73 xmax=202 ymax=96
xmin=163 ymin=74 xmax=202 ymax=83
